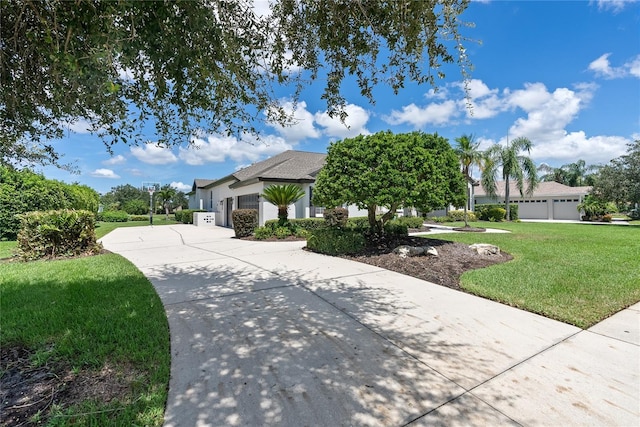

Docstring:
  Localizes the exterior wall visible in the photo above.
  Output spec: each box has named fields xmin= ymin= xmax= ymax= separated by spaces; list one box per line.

xmin=188 ymin=188 xmax=212 ymax=211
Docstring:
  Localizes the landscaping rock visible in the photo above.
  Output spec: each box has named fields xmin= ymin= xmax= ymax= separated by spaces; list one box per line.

xmin=393 ymin=245 xmax=438 ymax=258
xmin=470 ymin=243 xmax=501 ymax=256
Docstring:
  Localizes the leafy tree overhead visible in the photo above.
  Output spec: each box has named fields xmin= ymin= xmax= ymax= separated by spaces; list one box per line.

xmin=313 ymin=131 xmax=466 ymax=233
xmin=261 ymin=184 xmax=306 ymax=226
xmin=454 ymin=133 xmax=483 ymax=227
xmin=481 ymin=137 xmax=539 ymax=221
xmin=1 ymin=0 xmax=472 ymax=168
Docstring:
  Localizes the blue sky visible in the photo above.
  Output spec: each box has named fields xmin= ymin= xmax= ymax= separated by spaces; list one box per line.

xmin=42 ymin=0 xmax=640 ymax=194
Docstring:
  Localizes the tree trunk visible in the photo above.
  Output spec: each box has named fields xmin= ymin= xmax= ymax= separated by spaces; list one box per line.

xmin=165 ymin=204 xmax=169 ymax=220
xmin=464 ymin=183 xmax=470 ymax=227
xmin=368 ymin=205 xmax=380 ymax=234
xmin=278 ymin=206 xmax=288 ymax=225
xmin=504 ymin=178 xmax=511 ymax=221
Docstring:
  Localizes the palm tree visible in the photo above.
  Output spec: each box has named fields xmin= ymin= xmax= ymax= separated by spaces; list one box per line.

xmin=157 ymin=186 xmax=176 ymax=220
xmin=481 ymin=136 xmax=539 ymax=221
xmin=261 ymin=184 xmax=306 ymax=226
xmin=454 ymin=134 xmax=484 ymax=227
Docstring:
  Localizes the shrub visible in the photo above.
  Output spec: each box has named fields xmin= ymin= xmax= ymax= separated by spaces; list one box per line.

xmin=101 ymin=210 xmax=129 ymax=222
xmin=129 ymin=215 xmax=149 ymax=222
xmin=174 ymin=210 xmax=183 ymax=222
xmin=382 ymin=222 xmax=408 ymax=237
xmin=264 ymin=217 xmax=325 ymax=232
xmin=629 ymin=208 xmax=640 ymax=220
xmin=122 ymin=199 xmax=149 ymax=215
xmin=16 ymin=210 xmax=102 ymax=260
xmin=346 ymin=216 xmax=370 ymax=230
xmin=428 ymin=216 xmax=449 ymax=223
xmin=323 ymin=207 xmax=349 ymax=227
xmin=254 ymin=226 xmax=273 ymax=240
xmin=475 ymin=204 xmax=517 ymax=221
xmin=306 ymin=228 xmax=366 ymax=255
xmin=602 ymin=214 xmax=613 ymax=223
xmin=232 ymin=209 xmax=258 ymax=237
xmin=447 ymin=210 xmax=477 ymax=222
xmin=178 ymin=209 xmax=205 ymax=224
xmin=487 ymin=207 xmax=506 ymax=222
xmin=390 ymin=216 xmax=424 ymax=228
xmin=295 ymin=228 xmax=311 ymax=238
xmin=274 ymin=226 xmax=292 ymax=239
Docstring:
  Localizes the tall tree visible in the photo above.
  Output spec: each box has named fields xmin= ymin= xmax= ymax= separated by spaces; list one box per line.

xmin=539 ymin=160 xmax=599 ymax=186
xmin=481 ymin=137 xmax=539 ymax=221
xmin=454 ymin=133 xmax=483 ymax=227
xmin=1 ymin=0 xmax=472 ymax=168
xmin=313 ymin=131 xmax=465 ymax=234
xmin=261 ymin=184 xmax=306 ymax=226
xmin=157 ymin=186 xmax=177 ymax=220
xmin=592 ymin=140 xmax=640 ymax=210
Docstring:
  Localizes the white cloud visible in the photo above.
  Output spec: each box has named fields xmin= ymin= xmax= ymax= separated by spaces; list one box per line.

xmin=170 ymin=181 xmax=191 ymax=192
xmin=267 ymin=100 xmax=321 ymax=142
xmin=178 ymin=133 xmax=293 ymax=166
xmin=592 ymin=0 xmax=637 ymax=13
xmin=385 ymin=100 xmax=458 ymax=127
xmin=588 ymin=53 xmax=640 ymax=79
xmin=103 ymin=154 xmax=126 ymax=165
xmin=127 ymin=168 xmax=144 ymax=177
xmin=90 ymin=168 xmax=120 ymax=179
xmin=530 ymin=132 xmax=630 ymax=165
xmin=314 ymin=104 xmax=371 ymax=138
xmin=130 ymin=144 xmax=178 ymax=165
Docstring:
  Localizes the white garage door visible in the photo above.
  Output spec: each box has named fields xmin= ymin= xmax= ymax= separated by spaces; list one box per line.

xmin=553 ymin=199 xmax=581 ymax=220
xmin=518 ymin=199 xmax=548 ymax=219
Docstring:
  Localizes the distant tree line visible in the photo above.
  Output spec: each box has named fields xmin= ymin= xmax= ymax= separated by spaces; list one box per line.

xmin=100 ymin=184 xmax=188 ymax=216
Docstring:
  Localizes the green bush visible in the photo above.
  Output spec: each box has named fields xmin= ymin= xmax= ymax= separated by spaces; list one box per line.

xmin=295 ymin=228 xmax=311 ymax=238
xmin=178 ymin=209 xmax=206 ymax=224
xmin=487 ymin=207 xmax=506 ymax=222
xmin=323 ymin=207 xmax=349 ymax=227
xmin=129 ymin=215 xmax=149 ymax=222
xmin=274 ymin=226 xmax=292 ymax=239
xmin=346 ymin=216 xmax=370 ymax=230
xmin=174 ymin=210 xmax=183 ymax=222
xmin=123 ymin=199 xmax=149 ymax=215
xmin=254 ymin=226 xmax=273 ymax=240
xmin=232 ymin=209 xmax=258 ymax=237
xmin=382 ymin=222 xmax=408 ymax=237
xmin=389 ymin=216 xmax=424 ymax=228
xmin=447 ymin=210 xmax=478 ymax=222
xmin=16 ymin=210 xmax=102 ymax=260
xmin=428 ymin=216 xmax=449 ymax=223
xmin=475 ymin=204 xmax=518 ymax=221
xmin=629 ymin=208 xmax=640 ymax=220
xmin=101 ymin=210 xmax=129 ymax=222
xmin=264 ymin=217 xmax=325 ymax=231
xmin=306 ymin=228 xmax=366 ymax=255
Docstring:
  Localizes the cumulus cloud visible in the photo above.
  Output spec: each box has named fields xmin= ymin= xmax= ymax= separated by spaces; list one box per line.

xmin=267 ymin=100 xmax=321 ymax=142
xmin=103 ymin=154 xmax=126 ymax=165
xmin=90 ymin=168 xmax=120 ymax=179
xmin=314 ymin=104 xmax=371 ymax=138
xmin=178 ymin=133 xmax=293 ymax=166
xmin=588 ymin=53 xmax=640 ymax=79
xmin=385 ymin=100 xmax=459 ymax=127
xmin=130 ymin=144 xmax=178 ymax=165
xmin=170 ymin=181 xmax=191 ymax=192
xmin=592 ymin=0 xmax=637 ymax=13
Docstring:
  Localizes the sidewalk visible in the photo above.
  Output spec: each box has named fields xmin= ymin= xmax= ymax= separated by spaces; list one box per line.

xmin=101 ymin=225 xmax=639 ymax=426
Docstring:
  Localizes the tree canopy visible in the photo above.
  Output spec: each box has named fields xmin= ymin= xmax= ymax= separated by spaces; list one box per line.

xmin=313 ymin=131 xmax=466 ymax=232
xmin=592 ymin=140 xmax=640 ymax=210
xmin=1 ymin=0 xmax=472 ymax=168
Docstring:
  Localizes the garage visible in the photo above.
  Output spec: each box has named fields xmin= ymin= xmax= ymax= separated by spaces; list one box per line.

xmin=553 ymin=198 xmax=581 ymax=220
xmin=518 ymin=199 xmax=549 ymax=219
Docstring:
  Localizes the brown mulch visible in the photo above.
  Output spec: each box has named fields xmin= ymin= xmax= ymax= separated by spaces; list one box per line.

xmin=0 ymin=345 xmax=140 ymax=426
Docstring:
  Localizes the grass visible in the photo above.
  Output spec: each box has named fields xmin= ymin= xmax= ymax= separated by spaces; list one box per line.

xmin=95 ymin=217 xmax=179 ymax=239
xmin=0 ymin=250 xmax=170 ymax=424
xmin=424 ymin=221 xmax=640 ymax=328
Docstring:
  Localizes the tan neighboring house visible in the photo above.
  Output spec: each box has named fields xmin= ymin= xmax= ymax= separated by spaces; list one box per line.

xmin=188 ymin=150 xmax=367 ymax=227
xmin=474 ymin=181 xmax=591 ymax=220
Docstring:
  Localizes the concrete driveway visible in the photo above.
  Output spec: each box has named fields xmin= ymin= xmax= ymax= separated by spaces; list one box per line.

xmin=100 ymin=225 xmax=639 ymax=426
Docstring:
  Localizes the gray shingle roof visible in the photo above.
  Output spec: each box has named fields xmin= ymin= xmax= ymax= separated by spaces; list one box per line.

xmin=231 ymin=150 xmax=327 ymax=185
xmin=192 ymin=179 xmax=216 ymax=191
xmin=475 ymin=181 xmax=591 ymax=198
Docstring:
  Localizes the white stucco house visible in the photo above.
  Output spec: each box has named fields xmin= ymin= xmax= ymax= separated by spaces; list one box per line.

xmin=474 ymin=181 xmax=591 ymax=220
xmin=188 ymin=150 xmax=368 ymax=227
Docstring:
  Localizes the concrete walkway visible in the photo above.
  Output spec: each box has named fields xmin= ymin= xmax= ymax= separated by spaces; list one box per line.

xmin=100 ymin=225 xmax=639 ymax=427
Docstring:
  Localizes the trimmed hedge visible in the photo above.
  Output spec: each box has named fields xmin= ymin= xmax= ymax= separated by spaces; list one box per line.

xmin=17 ymin=210 xmax=102 ymax=260
xmin=129 ymin=215 xmax=150 ymax=222
xmin=100 ymin=210 xmax=129 ymax=222
xmin=323 ymin=207 xmax=349 ymax=227
xmin=389 ymin=216 xmax=424 ymax=228
xmin=306 ymin=228 xmax=366 ymax=255
xmin=232 ymin=209 xmax=258 ymax=237
xmin=176 ymin=209 xmax=205 ymax=224
xmin=447 ymin=210 xmax=478 ymax=222
xmin=264 ymin=217 xmax=325 ymax=231
xmin=475 ymin=204 xmax=518 ymax=221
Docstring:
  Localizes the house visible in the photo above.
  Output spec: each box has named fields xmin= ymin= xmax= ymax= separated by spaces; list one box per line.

xmin=188 ymin=179 xmax=216 ymax=211
xmin=189 ymin=150 xmax=368 ymax=227
xmin=474 ymin=181 xmax=591 ymax=220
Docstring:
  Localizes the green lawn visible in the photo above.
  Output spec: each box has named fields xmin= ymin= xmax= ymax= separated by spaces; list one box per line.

xmin=95 ymin=217 xmax=179 ymax=239
xmin=1 ymin=251 xmax=170 ymax=425
xmin=424 ymin=222 xmax=640 ymax=328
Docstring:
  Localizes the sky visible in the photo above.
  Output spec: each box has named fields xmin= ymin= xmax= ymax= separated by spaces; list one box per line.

xmin=40 ymin=0 xmax=640 ymax=194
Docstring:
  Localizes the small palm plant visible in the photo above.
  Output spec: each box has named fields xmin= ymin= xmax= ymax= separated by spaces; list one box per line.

xmin=261 ymin=184 xmax=306 ymax=226
xmin=157 ymin=187 xmax=176 ymax=220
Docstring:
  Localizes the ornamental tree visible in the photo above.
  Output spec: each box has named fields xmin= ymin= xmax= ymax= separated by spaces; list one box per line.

xmin=313 ymin=131 xmax=466 ymax=234
xmin=261 ymin=184 xmax=306 ymax=226
xmin=1 ymin=0 xmax=472 ymax=168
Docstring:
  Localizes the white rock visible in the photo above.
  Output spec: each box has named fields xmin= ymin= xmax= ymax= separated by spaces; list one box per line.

xmin=470 ymin=243 xmax=501 ymax=256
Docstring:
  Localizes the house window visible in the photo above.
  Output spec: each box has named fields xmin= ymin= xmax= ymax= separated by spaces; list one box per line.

xmin=238 ymin=193 xmax=259 ymax=210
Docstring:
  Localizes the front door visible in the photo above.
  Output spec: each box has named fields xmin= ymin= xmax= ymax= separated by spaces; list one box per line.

xmin=225 ymin=197 xmax=233 ymax=227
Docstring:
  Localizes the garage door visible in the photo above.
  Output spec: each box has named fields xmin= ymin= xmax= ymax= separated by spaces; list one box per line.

xmin=518 ymin=199 xmax=548 ymax=219
xmin=553 ymin=199 xmax=581 ymax=220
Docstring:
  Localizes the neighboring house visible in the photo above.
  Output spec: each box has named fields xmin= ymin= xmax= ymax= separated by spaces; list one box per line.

xmin=474 ymin=181 xmax=591 ymax=220
xmin=189 ymin=150 xmax=368 ymax=227
xmin=188 ymin=179 xmax=216 ymax=211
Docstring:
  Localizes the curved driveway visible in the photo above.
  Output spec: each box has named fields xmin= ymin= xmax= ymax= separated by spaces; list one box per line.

xmin=100 ymin=225 xmax=639 ymax=426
